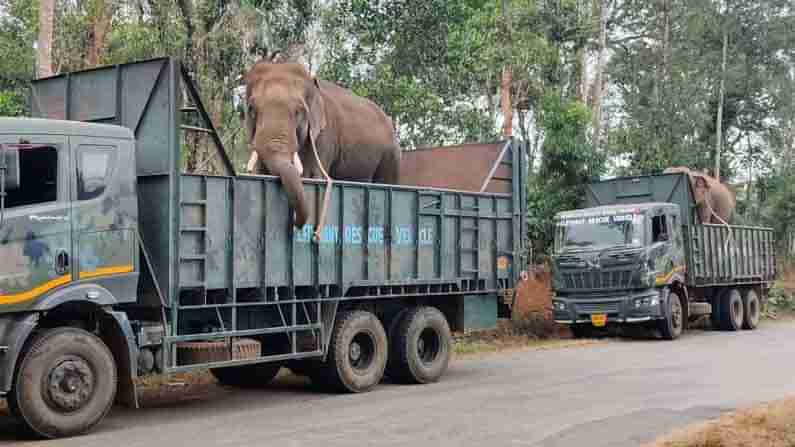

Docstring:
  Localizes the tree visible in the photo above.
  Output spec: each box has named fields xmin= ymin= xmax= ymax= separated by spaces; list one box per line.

xmin=37 ymin=0 xmax=55 ymax=77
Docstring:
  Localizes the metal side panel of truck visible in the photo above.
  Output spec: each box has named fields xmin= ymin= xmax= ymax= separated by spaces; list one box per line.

xmin=0 ymin=57 xmax=528 ymax=438
xmin=551 ymin=172 xmax=775 ymax=340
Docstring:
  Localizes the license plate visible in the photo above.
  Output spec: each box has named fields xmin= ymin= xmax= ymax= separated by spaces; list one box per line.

xmin=591 ymin=314 xmax=607 ymax=327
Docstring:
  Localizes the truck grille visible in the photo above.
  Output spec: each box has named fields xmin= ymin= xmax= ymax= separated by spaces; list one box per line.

xmin=562 ymin=270 xmax=633 ymax=290
xmin=577 ymin=301 xmax=620 ymax=314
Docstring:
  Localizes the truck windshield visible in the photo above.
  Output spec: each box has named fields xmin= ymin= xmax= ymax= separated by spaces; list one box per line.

xmin=555 ymin=213 xmax=644 ymax=252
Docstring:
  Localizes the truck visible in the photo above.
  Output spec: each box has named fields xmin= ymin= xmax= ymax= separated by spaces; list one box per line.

xmin=551 ymin=173 xmax=776 ymax=339
xmin=0 ymin=58 xmax=528 ymax=438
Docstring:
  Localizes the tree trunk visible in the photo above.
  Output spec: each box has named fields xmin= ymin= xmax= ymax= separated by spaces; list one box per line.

xmin=589 ymin=0 xmax=608 ymax=148
xmin=714 ymin=15 xmax=729 ymax=180
xmin=86 ymin=0 xmax=112 ymax=67
xmin=37 ymin=0 xmax=56 ymax=78
xmin=500 ymin=0 xmax=513 ymax=138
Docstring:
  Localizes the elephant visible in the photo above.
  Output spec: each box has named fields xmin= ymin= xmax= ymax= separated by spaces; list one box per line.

xmin=663 ymin=166 xmax=736 ymax=224
xmin=244 ymin=61 xmax=401 ymax=227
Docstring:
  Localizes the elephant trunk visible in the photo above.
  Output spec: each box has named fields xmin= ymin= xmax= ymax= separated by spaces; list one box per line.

xmin=261 ymin=152 xmax=309 ymax=227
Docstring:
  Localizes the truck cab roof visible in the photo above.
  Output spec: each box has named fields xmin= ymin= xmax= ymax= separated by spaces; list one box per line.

xmin=556 ymin=202 xmax=678 ymax=219
xmin=0 ymin=117 xmax=133 ymax=140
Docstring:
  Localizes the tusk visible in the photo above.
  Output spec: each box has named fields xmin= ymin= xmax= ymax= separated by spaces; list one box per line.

xmin=293 ymin=152 xmax=304 ymax=177
xmin=246 ymin=151 xmax=259 ymax=173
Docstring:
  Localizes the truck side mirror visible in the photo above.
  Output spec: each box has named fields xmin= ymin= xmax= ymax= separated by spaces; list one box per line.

xmin=1 ymin=147 xmax=20 ymax=191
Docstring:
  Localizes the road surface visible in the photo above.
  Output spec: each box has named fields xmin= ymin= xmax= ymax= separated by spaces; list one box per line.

xmin=3 ymin=321 xmax=795 ymax=446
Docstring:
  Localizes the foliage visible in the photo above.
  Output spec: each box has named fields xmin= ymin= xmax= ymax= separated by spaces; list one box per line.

xmin=527 ymin=92 xmax=601 ymax=258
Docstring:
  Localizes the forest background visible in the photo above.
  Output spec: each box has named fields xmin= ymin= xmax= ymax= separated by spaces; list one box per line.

xmin=1 ymin=0 xmax=793 ymax=259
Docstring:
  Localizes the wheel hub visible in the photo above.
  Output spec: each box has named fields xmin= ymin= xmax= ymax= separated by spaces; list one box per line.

xmin=47 ymin=359 xmax=94 ymax=412
xmin=349 ymin=342 xmax=362 ymax=363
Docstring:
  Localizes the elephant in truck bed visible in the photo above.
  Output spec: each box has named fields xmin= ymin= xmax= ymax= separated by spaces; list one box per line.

xmin=663 ymin=166 xmax=736 ymax=225
xmin=244 ymin=61 xmax=401 ymax=227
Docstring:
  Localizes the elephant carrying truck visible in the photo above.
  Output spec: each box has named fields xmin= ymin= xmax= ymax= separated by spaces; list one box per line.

xmin=0 ymin=58 xmax=527 ymax=438
xmin=551 ymin=173 xmax=776 ymax=339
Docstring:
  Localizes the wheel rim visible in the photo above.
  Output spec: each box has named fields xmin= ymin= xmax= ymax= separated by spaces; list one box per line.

xmin=45 ymin=356 xmax=95 ymax=413
xmin=417 ymin=327 xmax=441 ymax=366
xmin=671 ymin=297 xmax=683 ymax=332
xmin=349 ymin=331 xmax=376 ymax=373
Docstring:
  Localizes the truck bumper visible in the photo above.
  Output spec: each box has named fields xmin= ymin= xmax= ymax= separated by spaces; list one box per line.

xmin=552 ymin=289 xmax=663 ymax=325
xmin=0 ymin=313 xmax=39 ymax=394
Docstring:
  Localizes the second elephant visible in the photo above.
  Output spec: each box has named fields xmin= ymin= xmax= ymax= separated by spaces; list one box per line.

xmin=663 ymin=166 xmax=736 ymax=224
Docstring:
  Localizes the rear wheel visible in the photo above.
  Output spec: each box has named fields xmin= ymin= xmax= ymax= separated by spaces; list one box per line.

xmin=11 ymin=327 xmax=117 ymax=439
xmin=719 ymin=288 xmax=744 ymax=331
xmin=388 ymin=307 xmax=451 ymax=384
xmin=658 ymin=292 xmax=684 ymax=340
xmin=313 ymin=311 xmax=387 ymax=393
xmin=742 ymin=289 xmax=761 ymax=330
xmin=211 ymin=363 xmax=281 ymax=388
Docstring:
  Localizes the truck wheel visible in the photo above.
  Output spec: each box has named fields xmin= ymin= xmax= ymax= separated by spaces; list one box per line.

xmin=315 ymin=311 xmax=387 ymax=393
xmin=11 ymin=327 xmax=117 ymax=439
xmin=388 ymin=307 xmax=452 ymax=384
xmin=658 ymin=292 xmax=684 ymax=340
xmin=385 ymin=308 xmax=412 ymax=378
xmin=211 ymin=363 xmax=281 ymax=388
xmin=719 ymin=288 xmax=744 ymax=331
xmin=742 ymin=289 xmax=761 ymax=330
xmin=710 ymin=291 xmax=723 ymax=330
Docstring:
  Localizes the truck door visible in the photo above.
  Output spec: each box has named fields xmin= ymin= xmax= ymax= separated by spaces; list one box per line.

xmin=0 ymin=136 xmax=72 ymax=310
xmin=69 ymin=136 xmax=135 ymax=292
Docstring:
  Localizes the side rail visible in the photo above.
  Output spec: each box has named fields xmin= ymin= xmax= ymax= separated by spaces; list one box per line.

xmin=688 ymin=224 xmax=776 ymax=286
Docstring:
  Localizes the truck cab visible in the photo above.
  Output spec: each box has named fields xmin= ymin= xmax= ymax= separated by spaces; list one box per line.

xmin=0 ymin=117 xmax=139 ymax=314
xmin=551 ymin=203 xmax=686 ymax=333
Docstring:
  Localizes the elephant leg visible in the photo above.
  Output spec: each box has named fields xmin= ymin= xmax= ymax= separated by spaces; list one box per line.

xmin=372 ymin=148 xmax=400 ymax=185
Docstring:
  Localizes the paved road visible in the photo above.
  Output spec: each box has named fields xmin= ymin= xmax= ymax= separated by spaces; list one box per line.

xmin=3 ymin=321 xmax=795 ymax=447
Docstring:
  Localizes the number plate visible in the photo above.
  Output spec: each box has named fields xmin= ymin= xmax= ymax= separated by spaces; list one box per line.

xmin=590 ymin=314 xmax=608 ymax=327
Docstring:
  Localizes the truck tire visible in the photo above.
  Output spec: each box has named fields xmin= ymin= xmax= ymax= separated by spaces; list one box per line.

xmin=742 ymin=289 xmax=761 ymax=330
xmin=210 ymin=363 xmax=282 ymax=388
xmin=719 ymin=288 xmax=744 ymax=331
xmin=314 ymin=310 xmax=387 ymax=393
xmin=388 ymin=307 xmax=452 ymax=384
xmin=10 ymin=327 xmax=117 ymax=439
xmin=658 ymin=292 xmax=684 ymax=340
xmin=385 ymin=308 xmax=412 ymax=378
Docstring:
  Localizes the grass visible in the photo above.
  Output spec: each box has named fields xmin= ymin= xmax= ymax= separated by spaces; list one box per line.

xmin=648 ymin=398 xmax=795 ymax=447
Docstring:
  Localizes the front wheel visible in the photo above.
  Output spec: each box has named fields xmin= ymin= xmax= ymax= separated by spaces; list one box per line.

xmin=658 ymin=292 xmax=684 ymax=340
xmin=11 ymin=327 xmax=117 ymax=439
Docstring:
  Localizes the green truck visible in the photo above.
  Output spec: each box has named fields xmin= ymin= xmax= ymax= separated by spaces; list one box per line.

xmin=551 ymin=173 xmax=776 ymax=339
xmin=0 ymin=58 xmax=527 ymax=438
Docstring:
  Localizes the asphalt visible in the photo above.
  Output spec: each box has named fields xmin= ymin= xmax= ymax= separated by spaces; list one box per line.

xmin=3 ymin=321 xmax=795 ymax=447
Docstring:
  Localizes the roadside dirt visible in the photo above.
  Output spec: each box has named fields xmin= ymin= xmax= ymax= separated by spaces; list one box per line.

xmin=647 ymin=397 xmax=795 ymax=447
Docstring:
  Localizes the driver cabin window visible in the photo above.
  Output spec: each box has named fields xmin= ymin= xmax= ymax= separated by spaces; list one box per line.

xmin=77 ymin=147 xmax=115 ymax=201
xmin=652 ymin=214 xmax=669 ymax=242
xmin=6 ymin=145 xmax=58 ymax=208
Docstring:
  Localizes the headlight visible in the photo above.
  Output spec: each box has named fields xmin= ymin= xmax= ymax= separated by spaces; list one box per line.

xmin=553 ymin=300 xmax=567 ymax=311
xmin=634 ymin=297 xmax=660 ymax=308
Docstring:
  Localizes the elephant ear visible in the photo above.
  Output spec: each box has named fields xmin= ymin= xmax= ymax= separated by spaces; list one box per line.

xmin=305 ymin=78 xmax=327 ymax=144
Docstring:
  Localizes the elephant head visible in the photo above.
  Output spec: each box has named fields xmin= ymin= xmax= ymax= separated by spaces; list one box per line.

xmin=244 ymin=62 xmax=327 ymax=227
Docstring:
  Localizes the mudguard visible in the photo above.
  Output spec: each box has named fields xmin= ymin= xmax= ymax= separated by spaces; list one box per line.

xmin=0 ymin=312 xmax=39 ymax=394
xmin=101 ymin=310 xmax=140 ymax=408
